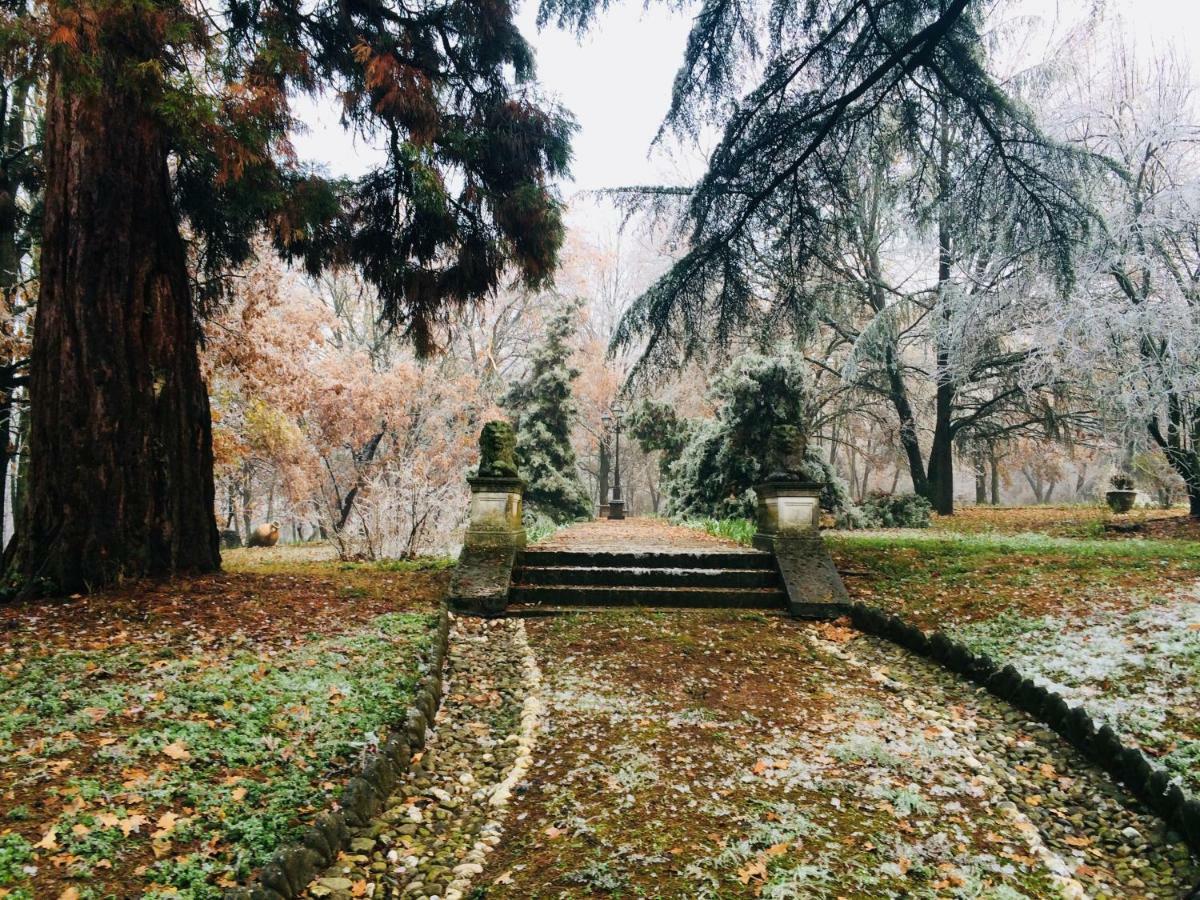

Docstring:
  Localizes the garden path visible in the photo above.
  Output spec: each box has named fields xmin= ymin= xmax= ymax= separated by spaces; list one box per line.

xmin=530 ymin=516 xmax=752 ymax=552
xmin=301 ymin=521 xmax=1200 ymax=899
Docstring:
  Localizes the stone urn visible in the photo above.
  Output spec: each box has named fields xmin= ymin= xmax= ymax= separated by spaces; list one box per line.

xmin=1105 ymin=490 xmax=1137 ymax=514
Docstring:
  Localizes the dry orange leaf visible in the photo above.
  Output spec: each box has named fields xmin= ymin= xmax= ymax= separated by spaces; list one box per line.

xmin=118 ymin=814 xmax=149 ymax=837
xmin=350 ymin=880 xmax=368 ymax=898
xmin=161 ymin=741 xmax=191 ymax=761
xmin=737 ymin=859 xmax=767 ymax=884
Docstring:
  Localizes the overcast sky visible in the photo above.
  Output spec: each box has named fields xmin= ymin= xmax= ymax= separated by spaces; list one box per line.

xmin=291 ymin=0 xmax=1200 ymax=200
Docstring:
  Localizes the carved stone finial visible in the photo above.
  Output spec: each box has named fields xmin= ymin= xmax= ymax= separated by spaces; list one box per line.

xmin=763 ymin=425 xmax=808 ymax=482
xmin=478 ymin=421 xmax=519 ymax=478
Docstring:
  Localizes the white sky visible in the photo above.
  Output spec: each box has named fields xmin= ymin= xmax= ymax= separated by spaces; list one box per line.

xmin=290 ymin=0 xmax=1200 ymax=201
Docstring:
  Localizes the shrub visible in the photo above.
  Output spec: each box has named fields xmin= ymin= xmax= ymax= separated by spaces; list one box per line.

xmin=854 ymin=492 xmax=932 ymax=529
xmin=1109 ymin=473 xmax=1135 ymax=491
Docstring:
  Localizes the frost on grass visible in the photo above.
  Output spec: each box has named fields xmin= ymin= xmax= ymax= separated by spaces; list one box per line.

xmin=951 ymin=583 xmax=1200 ymax=789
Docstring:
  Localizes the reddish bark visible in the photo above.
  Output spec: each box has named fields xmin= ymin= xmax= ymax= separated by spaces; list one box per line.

xmin=5 ymin=47 xmax=219 ymax=594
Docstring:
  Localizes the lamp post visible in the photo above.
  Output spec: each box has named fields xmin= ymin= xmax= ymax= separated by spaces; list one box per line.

xmin=608 ymin=400 xmax=625 ymax=520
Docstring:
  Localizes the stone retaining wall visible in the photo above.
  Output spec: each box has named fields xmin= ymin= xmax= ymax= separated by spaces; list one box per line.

xmin=223 ymin=607 xmax=452 ymax=900
xmin=848 ymin=601 xmax=1200 ymax=860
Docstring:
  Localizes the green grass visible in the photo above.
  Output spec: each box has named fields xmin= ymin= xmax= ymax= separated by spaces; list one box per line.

xmin=1 ymin=611 xmax=435 ymax=898
xmin=826 ymin=530 xmax=1200 ymax=626
xmin=674 ymin=516 xmax=757 ymax=546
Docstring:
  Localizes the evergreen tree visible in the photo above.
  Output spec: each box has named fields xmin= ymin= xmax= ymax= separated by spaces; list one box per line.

xmin=543 ymin=0 xmax=1096 ymax=387
xmin=635 ymin=350 xmax=851 ymax=519
xmin=3 ymin=0 xmax=573 ymax=595
xmin=504 ymin=300 xmax=591 ymax=523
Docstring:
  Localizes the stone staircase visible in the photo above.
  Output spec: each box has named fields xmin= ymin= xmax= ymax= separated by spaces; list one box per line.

xmin=508 ymin=547 xmax=788 ymax=609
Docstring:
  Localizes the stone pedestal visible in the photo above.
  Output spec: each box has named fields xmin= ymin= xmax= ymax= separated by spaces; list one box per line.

xmin=607 ymin=499 xmax=625 ymax=520
xmin=752 ymin=481 xmax=821 ymax=551
xmin=463 ymin=477 xmax=526 ymax=549
xmin=752 ymin=481 xmax=849 ymax=619
xmin=449 ymin=477 xmax=526 ymax=617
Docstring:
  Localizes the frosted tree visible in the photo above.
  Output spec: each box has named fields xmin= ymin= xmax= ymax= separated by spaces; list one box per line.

xmin=503 ymin=300 xmax=592 ymax=523
xmin=542 ymin=0 xmax=1096 ymax=514
xmin=1036 ymin=44 xmax=1200 ymax=516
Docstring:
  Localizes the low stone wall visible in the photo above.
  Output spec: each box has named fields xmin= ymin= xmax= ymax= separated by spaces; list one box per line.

xmin=223 ymin=607 xmax=452 ymax=900
xmin=848 ymin=601 xmax=1200 ymax=858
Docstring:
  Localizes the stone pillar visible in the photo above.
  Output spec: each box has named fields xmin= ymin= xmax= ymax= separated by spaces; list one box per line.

xmin=752 ymin=425 xmax=849 ymax=619
xmin=753 ymin=480 xmax=849 ymax=619
xmin=752 ymin=480 xmax=822 ymax=552
xmin=464 ymin=477 xmax=526 ymax=549
xmin=448 ymin=423 xmax=527 ymax=617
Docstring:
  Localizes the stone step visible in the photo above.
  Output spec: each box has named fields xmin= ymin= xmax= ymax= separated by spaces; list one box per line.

xmin=514 ymin=565 xmax=781 ymax=588
xmin=507 ymin=584 xmax=788 ymax=608
xmin=520 ymin=549 xmax=772 ymax=570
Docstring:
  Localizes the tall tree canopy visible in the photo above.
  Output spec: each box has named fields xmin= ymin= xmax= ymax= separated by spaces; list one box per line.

xmin=539 ymin=0 xmax=1092 ymax=360
xmin=3 ymin=0 xmax=573 ymax=595
xmin=541 ymin=0 xmax=1097 ymax=513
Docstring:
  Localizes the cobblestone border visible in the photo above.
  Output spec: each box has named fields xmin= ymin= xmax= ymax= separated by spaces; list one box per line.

xmin=848 ymin=601 xmax=1200 ymax=865
xmin=440 ymin=619 xmax=543 ymax=900
xmin=223 ymin=607 xmax=452 ymax=900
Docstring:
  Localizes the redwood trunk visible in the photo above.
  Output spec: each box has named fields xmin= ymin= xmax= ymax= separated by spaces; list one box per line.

xmin=6 ymin=56 xmax=219 ymax=594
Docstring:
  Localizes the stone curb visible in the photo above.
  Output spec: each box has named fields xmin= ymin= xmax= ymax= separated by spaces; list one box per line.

xmin=222 ymin=607 xmax=453 ymax=900
xmin=847 ymin=601 xmax=1200 ymax=859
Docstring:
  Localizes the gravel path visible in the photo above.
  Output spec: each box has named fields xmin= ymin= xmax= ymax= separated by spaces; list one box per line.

xmin=480 ymin=610 xmax=1198 ymax=899
xmin=297 ymin=606 xmax=1197 ymax=899
xmin=302 ymin=616 xmax=541 ymax=900
xmin=531 ymin=517 xmax=743 ymax=551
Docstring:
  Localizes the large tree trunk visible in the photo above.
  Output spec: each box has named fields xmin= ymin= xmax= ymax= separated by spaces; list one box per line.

xmin=974 ymin=449 xmax=986 ymax=505
xmin=5 ymin=56 xmax=219 ymax=595
xmin=924 ymin=116 xmax=956 ymax=517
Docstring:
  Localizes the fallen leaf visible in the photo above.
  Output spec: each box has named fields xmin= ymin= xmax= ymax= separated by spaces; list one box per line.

xmin=737 ymin=859 xmax=767 ymax=884
xmin=35 ymin=827 xmax=58 ymax=851
xmin=161 ymin=741 xmax=191 ymax=761
xmin=1064 ymin=835 xmax=1091 ymax=848
xmin=350 ymin=880 xmax=368 ymax=898
xmin=119 ymin=814 xmax=149 ymax=837
xmin=231 ymin=787 xmax=247 ymax=802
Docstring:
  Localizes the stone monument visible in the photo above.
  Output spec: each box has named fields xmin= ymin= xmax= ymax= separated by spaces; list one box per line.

xmin=447 ymin=421 xmax=526 ymax=616
xmin=752 ymin=425 xmax=849 ymax=618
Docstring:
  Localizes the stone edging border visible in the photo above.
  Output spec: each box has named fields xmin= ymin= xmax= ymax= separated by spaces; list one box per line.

xmin=440 ymin=619 xmax=544 ymax=900
xmin=847 ymin=601 xmax=1200 ymax=859
xmin=224 ymin=606 xmax=452 ymax=900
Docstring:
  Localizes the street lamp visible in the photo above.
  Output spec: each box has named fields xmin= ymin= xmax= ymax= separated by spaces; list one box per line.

xmin=608 ymin=400 xmax=625 ymax=520
xmin=599 ymin=411 xmax=612 ymax=517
